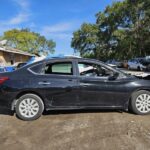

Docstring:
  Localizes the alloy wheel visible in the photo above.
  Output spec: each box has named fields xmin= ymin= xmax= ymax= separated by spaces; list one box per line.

xmin=135 ymin=94 xmax=150 ymax=113
xmin=19 ymin=98 xmax=40 ymax=118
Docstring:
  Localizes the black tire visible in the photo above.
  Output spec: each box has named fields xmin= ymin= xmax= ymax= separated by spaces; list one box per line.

xmin=137 ymin=66 xmax=141 ymax=71
xmin=15 ymin=94 xmax=44 ymax=121
xmin=147 ymin=64 xmax=150 ymax=72
xmin=130 ymin=90 xmax=150 ymax=115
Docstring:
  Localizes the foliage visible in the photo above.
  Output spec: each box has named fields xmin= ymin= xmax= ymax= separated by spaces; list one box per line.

xmin=71 ymin=0 xmax=150 ymax=60
xmin=2 ymin=29 xmax=56 ymax=55
xmin=71 ymin=23 xmax=99 ymax=58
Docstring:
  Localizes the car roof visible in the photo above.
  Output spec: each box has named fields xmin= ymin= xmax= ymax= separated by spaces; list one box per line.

xmin=21 ymin=57 xmax=103 ymax=69
xmin=44 ymin=57 xmax=103 ymax=63
xmin=15 ymin=56 xmax=127 ymax=77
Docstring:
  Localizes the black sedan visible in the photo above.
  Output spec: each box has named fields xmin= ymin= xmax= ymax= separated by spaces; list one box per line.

xmin=0 ymin=57 xmax=150 ymax=121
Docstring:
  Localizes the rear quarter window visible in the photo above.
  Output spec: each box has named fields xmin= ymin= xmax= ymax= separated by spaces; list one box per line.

xmin=29 ymin=64 xmax=43 ymax=74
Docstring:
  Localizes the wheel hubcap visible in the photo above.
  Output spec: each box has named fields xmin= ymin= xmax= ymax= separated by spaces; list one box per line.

xmin=136 ymin=94 xmax=150 ymax=113
xmin=19 ymin=98 xmax=39 ymax=118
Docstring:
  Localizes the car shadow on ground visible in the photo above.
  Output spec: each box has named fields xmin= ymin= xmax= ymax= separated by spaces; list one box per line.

xmin=43 ymin=109 xmax=126 ymax=116
xmin=0 ymin=108 xmax=127 ymax=117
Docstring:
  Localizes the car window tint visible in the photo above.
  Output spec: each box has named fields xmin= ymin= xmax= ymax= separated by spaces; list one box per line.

xmin=78 ymin=62 xmax=114 ymax=77
xmin=45 ymin=62 xmax=73 ymax=75
xmin=29 ymin=64 xmax=43 ymax=73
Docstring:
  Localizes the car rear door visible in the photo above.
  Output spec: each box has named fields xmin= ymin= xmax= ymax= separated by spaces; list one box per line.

xmin=40 ymin=60 xmax=79 ymax=107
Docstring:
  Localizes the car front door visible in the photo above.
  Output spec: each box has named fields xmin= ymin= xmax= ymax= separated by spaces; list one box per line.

xmin=39 ymin=60 xmax=79 ymax=107
xmin=77 ymin=61 xmax=129 ymax=107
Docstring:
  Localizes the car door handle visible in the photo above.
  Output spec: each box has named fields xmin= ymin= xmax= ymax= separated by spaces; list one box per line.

xmin=38 ymin=81 xmax=51 ymax=85
xmin=81 ymin=83 xmax=89 ymax=87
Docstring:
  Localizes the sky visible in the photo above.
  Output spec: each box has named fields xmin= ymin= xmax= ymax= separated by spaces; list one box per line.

xmin=0 ymin=0 xmax=119 ymax=55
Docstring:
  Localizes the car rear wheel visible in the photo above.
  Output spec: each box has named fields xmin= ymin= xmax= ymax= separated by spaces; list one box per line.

xmin=130 ymin=90 xmax=150 ymax=115
xmin=15 ymin=94 xmax=44 ymax=121
xmin=137 ymin=66 xmax=142 ymax=71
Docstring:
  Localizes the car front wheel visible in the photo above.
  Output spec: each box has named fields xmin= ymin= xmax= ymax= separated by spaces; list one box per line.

xmin=130 ymin=90 xmax=150 ymax=115
xmin=15 ymin=94 xmax=44 ymax=121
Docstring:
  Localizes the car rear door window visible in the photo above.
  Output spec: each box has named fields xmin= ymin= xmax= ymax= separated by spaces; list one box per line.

xmin=45 ymin=62 xmax=73 ymax=75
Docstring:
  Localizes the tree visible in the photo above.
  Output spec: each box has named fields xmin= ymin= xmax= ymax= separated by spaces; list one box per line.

xmin=71 ymin=23 xmax=99 ymax=58
xmin=71 ymin=0 xmax=150 ymax=60
xmin=2 ymin=29 xmax=56 ymax=55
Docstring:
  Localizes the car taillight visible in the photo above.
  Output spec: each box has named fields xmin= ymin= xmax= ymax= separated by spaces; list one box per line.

xmin=0 ymin=77 xmax=9 ymax=85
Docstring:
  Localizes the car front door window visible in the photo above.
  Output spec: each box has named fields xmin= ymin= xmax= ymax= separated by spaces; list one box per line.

xmin=78 ymin=62 xmax=114 ymax=78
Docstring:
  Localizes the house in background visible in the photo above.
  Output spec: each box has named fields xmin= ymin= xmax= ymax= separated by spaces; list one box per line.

xmin=0 ymin=46 xmax=34 ymax=66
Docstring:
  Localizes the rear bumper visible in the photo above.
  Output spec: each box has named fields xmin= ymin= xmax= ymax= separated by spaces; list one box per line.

xmin=0 ymin=89 xmax=17 ymax=110
xmin=0 ymin=97 xmax=12 ymax=110
xmin=0 ymin=107 xmax=14 ymax=116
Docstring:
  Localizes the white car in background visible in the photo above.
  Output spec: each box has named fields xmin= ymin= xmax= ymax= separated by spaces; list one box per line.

xmin=128 ymin=58 xmax=146 ymax=71
xmin=106 ymin=59 xmax=123 ymax=68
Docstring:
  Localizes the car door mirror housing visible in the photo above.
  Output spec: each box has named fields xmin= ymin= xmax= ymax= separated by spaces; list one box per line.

xmin=108 ymin=72 xmax=119 ymax=81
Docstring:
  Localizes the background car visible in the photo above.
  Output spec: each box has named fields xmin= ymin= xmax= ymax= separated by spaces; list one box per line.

xmin=5 ymin=66 xmax=15 ymax=72
xmin=16 ymin=62 xmax=27 ymax=69
xmin=142 ymin=56 xmax=150 ymax=72
xmin=128 ymin=58 xmax=146 ymax=71
xmin=106 ymin=59 xmax=123 ymax=68
xmin=0 ymin=66 xmax=6 ymax=73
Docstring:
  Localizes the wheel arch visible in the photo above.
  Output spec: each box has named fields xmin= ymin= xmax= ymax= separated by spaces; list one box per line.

xmin=127 ymin=88 xmax=150 ymax=110
xmin=12 ymin=91 xmax=46 ymax=111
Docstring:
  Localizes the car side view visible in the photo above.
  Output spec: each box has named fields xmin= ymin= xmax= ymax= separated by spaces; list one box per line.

xmin=0 ymin=57 xmax=150 ymax=121
xmin=128 ymin=58 xmax=146 ymax=71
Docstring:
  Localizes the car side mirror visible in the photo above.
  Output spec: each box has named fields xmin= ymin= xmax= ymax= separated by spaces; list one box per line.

xmin=108 ymin=72 xmax=119 ymax=81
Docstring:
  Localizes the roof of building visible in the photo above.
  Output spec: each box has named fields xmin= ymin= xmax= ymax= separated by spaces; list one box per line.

xmin=0 ymin=45 xmax=35 ymax=56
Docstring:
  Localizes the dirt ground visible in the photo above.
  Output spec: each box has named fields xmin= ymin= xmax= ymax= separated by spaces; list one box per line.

xmin=0 ymin=109 xmax=150 ymax=150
